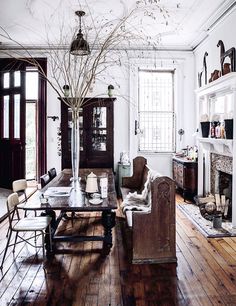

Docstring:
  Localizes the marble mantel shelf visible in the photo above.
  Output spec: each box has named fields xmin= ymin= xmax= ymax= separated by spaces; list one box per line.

xmin=198 ymin=137 xmax=233 ymax=156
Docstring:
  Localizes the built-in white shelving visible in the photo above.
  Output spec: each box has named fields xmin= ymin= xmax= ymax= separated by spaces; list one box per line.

xmin=195 ymin=72 xmax=236 ymax=227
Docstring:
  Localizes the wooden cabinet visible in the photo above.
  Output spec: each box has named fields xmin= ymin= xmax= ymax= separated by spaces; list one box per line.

xmin=172 ymin=156 xmax=198 ymax=201
xmin=60 ymin=97 xmax=115 ymax=169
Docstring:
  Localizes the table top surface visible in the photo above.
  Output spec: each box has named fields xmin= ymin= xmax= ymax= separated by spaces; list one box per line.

xmin=24 ymin=168 xmax=117 ymax=211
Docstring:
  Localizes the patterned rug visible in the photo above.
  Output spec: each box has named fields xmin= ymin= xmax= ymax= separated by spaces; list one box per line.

xmin=177 ymin=203 xmax=236 ymax=238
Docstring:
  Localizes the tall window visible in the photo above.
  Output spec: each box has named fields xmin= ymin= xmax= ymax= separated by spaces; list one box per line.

xmin=138 ymin=69 xmax=175 ymax=153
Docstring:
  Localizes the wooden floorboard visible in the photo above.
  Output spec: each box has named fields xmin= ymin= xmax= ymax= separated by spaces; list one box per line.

xmin=1 ymin=196 xmax=236 ymax=305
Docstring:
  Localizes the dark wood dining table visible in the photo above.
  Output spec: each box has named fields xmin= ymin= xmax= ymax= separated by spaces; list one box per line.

xmin=24 ymin=168 xmax=117 ymax=255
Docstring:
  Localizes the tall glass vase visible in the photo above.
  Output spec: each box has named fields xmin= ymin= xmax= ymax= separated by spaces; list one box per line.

xmin=71 ymin=110 xmax=80 ymax=187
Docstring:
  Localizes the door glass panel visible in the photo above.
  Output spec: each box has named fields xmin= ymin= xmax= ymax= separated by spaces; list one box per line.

xmin=3 ymin=72 xmax=10 ymax=89
xmin=26 ymin=71 xmax=38 ymax=100
xmin=92 ymin=107 xmax=107 ymax=128
xmin=14 ymin=94 xmax=20 ymax=138
xmin=26 ymin=102 xmax=36 ymax=179
xmin=3 ymin=96 xmax=9 ymax=138
xmin=14 ymin=71 xmax=21 ymax=87
xmin=92 ymin=107 xmax=107 ymax=151
xmin=92 ymin=130 xmax=107 ymax=151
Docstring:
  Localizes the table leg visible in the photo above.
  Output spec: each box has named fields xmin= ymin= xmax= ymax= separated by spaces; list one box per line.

xmin=41 ymin=210 xmax=57 ymax=255
xmin=101 ymin=210 xmax=116 ymax=254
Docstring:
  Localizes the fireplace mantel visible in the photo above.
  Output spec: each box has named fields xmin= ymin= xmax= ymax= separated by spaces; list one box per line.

xmin=198 ymin=137 xmax=233 ymax=156
xmin=196 ymin=73 xmax=236 ymax=227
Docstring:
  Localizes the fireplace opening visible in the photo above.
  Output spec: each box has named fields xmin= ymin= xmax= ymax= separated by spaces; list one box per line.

xmin=219 ymin=171 xmax=232 ymax=220
xmin=197 ymin=153 xmax=233 ymax=222
xmin=197 ymin=169 xmax=232 ymax=221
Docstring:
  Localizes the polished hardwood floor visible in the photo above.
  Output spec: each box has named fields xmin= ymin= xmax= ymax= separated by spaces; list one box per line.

xmin=0 ymin=195 xmax=236 ymax=305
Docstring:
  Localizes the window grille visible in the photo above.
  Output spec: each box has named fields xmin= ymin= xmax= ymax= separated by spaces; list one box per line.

xmin=138 ymin=69 xmax=175 ymax=153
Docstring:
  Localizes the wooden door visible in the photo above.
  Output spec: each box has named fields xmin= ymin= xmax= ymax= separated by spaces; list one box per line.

xmin=0 ymin=60 xmax=26 ymax=188
xmin=0 ymin=59 xmax=47 ymax=188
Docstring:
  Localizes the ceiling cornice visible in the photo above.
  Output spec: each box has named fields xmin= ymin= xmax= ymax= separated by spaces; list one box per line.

xmin=192 ymin=0 xmax=236 ymax=51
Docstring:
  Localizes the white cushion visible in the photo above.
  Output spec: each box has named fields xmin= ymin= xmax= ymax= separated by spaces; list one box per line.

xmin=13 ymin=216 xmax=51 ymax=231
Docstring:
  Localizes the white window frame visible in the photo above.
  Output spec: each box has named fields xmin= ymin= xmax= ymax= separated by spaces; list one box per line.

xmin=129 ymin=57 xmax=185 ymax=159
xmin=138 ymin=69 xmax=175 ymax=153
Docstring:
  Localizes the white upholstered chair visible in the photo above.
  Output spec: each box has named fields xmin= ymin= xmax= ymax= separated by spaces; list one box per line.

xmin=0 ymin=193 xmax=52 ymax=269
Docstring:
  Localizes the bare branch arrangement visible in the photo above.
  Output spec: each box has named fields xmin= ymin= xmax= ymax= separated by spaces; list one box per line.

xmin=0 ymin=0 xmax=169 ymax=114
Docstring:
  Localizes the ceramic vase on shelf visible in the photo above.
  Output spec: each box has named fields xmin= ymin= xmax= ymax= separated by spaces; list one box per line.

xmin=71 ymin=109 xmax=80 ymax=188
xmin=200 ymin=121 xmax=210 ymax=138
xmin=224 ymin=119 xmax=233 ymax=139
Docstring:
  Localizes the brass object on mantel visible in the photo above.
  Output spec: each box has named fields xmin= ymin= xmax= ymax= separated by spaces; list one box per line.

xmin=209 ymin=69 xmax=220 ymax=83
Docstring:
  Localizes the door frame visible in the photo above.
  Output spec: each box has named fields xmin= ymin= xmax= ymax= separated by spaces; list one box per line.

xmin=0 ymin=58 xmax=47 ymax=187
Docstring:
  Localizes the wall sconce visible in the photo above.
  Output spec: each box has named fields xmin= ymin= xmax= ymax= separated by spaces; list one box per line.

xmin=63 ymin=85 xmax=70 ymax=97
xmin=108 ymin=84 xmax=114 ymax=97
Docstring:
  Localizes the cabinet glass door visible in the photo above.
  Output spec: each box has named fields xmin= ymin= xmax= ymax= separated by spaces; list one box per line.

xmin=92 ymin=107 xmax=107 ymax=151
xmin=60 ymin=98 xmax=114 ymax=169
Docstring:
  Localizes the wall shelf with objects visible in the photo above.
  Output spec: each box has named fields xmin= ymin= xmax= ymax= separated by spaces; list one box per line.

xmin=195 ymin=72 xmax=236 ymax=226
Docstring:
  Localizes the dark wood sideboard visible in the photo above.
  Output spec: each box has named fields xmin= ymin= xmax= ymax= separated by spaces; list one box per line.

xmin=172 ymin=156 xmax=198 ymax=201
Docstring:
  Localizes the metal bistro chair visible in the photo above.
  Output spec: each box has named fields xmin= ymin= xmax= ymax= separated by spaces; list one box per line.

xmin=48 ymin=168 xmax=57 ymax=181
xmin=0 ymin=193 xmax=52 ymax=269
xmin=12 ymin=179 xmax=37 ymax=218
xmin=40 ymin=174 xmax=51 ymax=188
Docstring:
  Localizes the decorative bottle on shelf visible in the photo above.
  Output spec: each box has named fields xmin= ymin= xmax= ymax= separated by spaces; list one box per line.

xmin=210 ymin=122 xmax=215 ymax=138
xmin=215 ymin=122 xmax=221 ymax=138
xmin=220 ymin=122 xmax=225 ymax=139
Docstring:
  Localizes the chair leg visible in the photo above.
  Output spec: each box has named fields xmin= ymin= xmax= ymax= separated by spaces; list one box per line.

xmin=41 ymin=231 xmax=45 ymax=260
xmin=6 ymin=227 xmax=10 ymax=238
xmin=13 ymin=232 xmax=18 ymax=253
xmin=34 ymin=231 xmax=37 ymax=245
xmin=16 ymin=209 xmax=20 ymax=220
xmin=0 ymin=229 xmax=13 ymax=269
xmin=48 ymin=224 xmax=52 ymax=252
xmin=24 ymin=191 xmax=27 ymax=202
